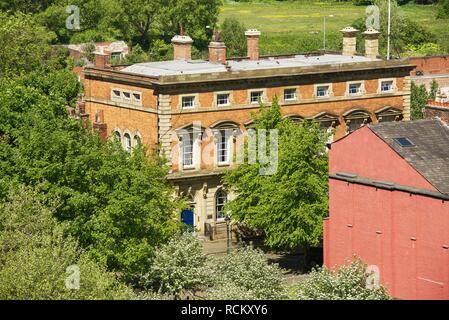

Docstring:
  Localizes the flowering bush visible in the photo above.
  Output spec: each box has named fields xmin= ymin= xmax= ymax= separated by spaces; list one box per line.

xmin=206 ymin=246 xmax=287 ymax=300
xmin=295 ymin=259 xmax=390 ymax=300
xmin=142 ymin=233 xmax=210 ymax=297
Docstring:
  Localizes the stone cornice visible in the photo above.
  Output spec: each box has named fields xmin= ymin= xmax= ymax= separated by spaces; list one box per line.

xmin=84 ymin=60 xmax=415 ymax=92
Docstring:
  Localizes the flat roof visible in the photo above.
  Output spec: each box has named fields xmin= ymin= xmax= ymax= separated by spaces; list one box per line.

xmin=122 ymin=54 xmax=380 ymax=77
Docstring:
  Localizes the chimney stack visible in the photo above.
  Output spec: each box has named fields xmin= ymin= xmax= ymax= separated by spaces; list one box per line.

xmin=245 ymin=29 xmax=261 ymax=61
xmin=171 ymin=35 xmax=194 ymax=61
xmin=363 ymin=28 xmax=380 ymax=59
xmin=209 ymin=30 xmax=227 ymax=64
xmin=340 ymin=27 xmax=359 ymax=56
xmin=95 ymin=53 xmax=111 ymax=69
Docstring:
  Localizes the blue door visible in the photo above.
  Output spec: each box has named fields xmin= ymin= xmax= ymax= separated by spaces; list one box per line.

xmin=181 ymin=209 xmax=194 ymax=227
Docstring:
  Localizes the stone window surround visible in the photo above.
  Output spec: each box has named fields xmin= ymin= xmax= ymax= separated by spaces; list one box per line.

xmin=113 ymin=127 xmax=143 ymax=151
xmin=378 ymin=78 xmax=397 ymax=94
xmin=314 ymin=83 xmax=333 ymax=99
xmin=346 ymin=81 xmax=366 ymax=97
xmin=214 ymin=91 xmax=233 ymax=107
xmin=111 ymin=88 xmax=143 ymax=107
xmin=282 ymin=86 xmax=300 ymax=103
xmin=215 ymin=188 xmax=228 ymax=222
xmin=179 ymin=93 xmax=200 ymax=110
xmin=248 ymin=88 xmax=267 ymax=105
xmin=211 ymin=125 xmax=238 ymax=167
xmin=177 ymin=127 xmax=202 ymax=171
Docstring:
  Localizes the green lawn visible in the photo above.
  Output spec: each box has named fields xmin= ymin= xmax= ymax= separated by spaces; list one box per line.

xmin=219 ymin=0 xmax=448 ymax=55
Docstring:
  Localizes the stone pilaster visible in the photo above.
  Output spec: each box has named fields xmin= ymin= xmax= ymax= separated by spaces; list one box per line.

xmin=158 ymin=94 xmax=173 ymax=160
xmin=403 ymin=76 xmax=411 ymax=121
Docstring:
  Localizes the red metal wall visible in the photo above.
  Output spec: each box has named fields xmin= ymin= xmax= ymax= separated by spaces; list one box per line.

xmin=325 ymin=127 xmax=449 ymax=300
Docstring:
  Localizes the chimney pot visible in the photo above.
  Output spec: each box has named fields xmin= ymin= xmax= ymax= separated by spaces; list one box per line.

xmin=245 ymin=29 xmax=261 ymax=61
xmin=171 ymin=35 xmax=194 ymax=61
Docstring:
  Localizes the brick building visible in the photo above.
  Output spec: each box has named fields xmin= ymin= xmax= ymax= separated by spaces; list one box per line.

xmin=81 ymin=27 xmax=414 ymax=236
xmin=324 ymin=119 xmax=449 ymax=300
xmin=409 ymin=55 xmax=449 ymax=89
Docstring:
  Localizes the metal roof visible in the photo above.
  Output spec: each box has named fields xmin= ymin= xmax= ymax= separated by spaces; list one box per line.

xmin=369 ymin=119 xmax=449 ymax=195
xmin=121 ymin=54 xmax=379 ymax=77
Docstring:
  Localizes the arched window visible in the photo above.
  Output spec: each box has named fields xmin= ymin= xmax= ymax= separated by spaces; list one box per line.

xmin=343 ymin=109 xmax=372 ymax=134
xmin=133 ymin=135 xmax=142 ymax=147
xmin=124 ymin=133 xmax=132 ymax=153
xmin=114 ymin=130 xmax=121 ymax=142
xmin=215 ymin=189 xmax=228 ymax=221
xmin=375 ymin=107 xmax=403 ymax=123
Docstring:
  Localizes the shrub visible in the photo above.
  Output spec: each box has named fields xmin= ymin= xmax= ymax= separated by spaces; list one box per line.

xmin=206 ymin=246 xmax=287 ymax=300
xmin=142 ymin=233 xmax=211 ymax=297
xmin=295 ymin=259 xmax=390 ymax=300
xmin=0 ymin=186 xmax=132 ymax=300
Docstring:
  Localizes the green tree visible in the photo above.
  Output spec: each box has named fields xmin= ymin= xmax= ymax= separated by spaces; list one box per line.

xmin=0 ymin=13 xmax=54 ymax=76
xmin=160 ymin=0 xmax=222 ymax=50
xmin=429 ymin=79 xmax=439 ymax=100
xmin=224 ymin=97 xmax=329 ymax=252
xmin=410 ymin=82 xmax=428 ymax=120
xmin=0 ymin=71 xmax=183 ymax=278
xmin=0 ymin=186 xmax=133 ymax=300
xmin=437 ymin=0 xmax=449 ymax=19
xmin=221 ymin=17 xmax=247 ymax=58
xmin=352 ymin=0 xmax=437 ymax=57
xmin=295 ymin=259 xmax=390 ymax=300
xmin=0 ymin=0 xmax=61 ymax=14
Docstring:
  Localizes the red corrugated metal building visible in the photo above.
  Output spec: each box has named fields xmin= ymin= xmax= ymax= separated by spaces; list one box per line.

xmin=324 ymin=119 xmax=449 ymax=300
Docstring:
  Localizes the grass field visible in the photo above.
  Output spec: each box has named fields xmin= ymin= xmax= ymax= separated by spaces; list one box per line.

xmin=219 ymin=0 xmax=448 ymax=56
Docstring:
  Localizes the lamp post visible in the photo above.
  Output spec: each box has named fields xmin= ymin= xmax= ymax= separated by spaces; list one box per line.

xmin=387 ymin=0 xmax=391 ymax=60
xmin=225 ymin=215 xmax=231 ymax=254
xmin=323 ymin=15 xmax=334 ymax=51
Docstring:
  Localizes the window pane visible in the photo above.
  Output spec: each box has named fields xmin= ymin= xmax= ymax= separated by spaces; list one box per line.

xmin=123 ymin=91 xmax=131 ymax=100
xmin=124 ymin=134 xmax=132 ymax=152
xmin=217 ymin=130 xmax=229 ymax=164
xmin=112 ymin=90 xmax=121 ymax=99
xmin=250 ymin=91 xmax=263 ymax=103
xmin=133 ymin=93 xmax=141 ymax=101
xmin=381 ymin=81 xmax=393 ymax=92
xmin=348 ymin=118 xmax=366 ymax=133
xmin=134 ymin=135 xmax=141 ymax=146
xmin=349 ymin=83 xmax=361 ymax=95
xmin=183 ymin=134 xmax=194 ymax=167
xmin=182 ymin=96 xmax=195 ymax=108
xmin=215 ymin=191 xmax=228 ymax=220
xmin=217 ymin=94 xmax=230 ymax=106
xmin=284 ymin=89 xmax=297 ymax=101
xmin=317 ymin=86 xmax=329 ymax=97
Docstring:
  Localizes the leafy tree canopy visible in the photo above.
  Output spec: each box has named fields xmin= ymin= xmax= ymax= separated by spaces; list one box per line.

xmin=223 ymin=97 xmax=329 ymax=250
xmin=0 ymin=186 xmax=133 ymax=300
